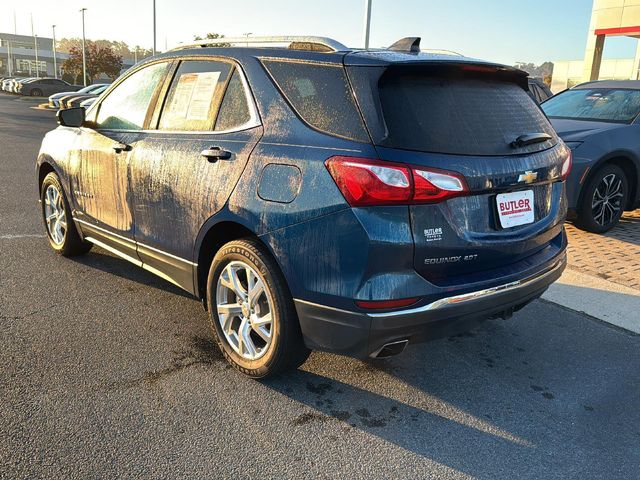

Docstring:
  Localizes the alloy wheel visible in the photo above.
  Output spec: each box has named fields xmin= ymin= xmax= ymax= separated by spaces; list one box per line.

xmin=216 ymin=261 xmax=273 ymax=361
xmin=591 ymin=173 xmax=624 ymax=227
xmin=44 ymin=184 xmax=67 ymax=245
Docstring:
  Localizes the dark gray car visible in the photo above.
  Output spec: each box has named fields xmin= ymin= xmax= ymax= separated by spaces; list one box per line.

xmin=542 ymin=80 xmax=640 ymax=232
xmin=19 ymin=78 xmax=81 ymax=97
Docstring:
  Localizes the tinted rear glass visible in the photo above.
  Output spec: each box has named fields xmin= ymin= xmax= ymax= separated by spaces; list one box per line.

xmin=378 ymin=73 xmax=556 ymax=155
xmin=262 ymin=60 xmax=369 ymax=142
xmin=542 ymin=88 xmax=640 ymax=123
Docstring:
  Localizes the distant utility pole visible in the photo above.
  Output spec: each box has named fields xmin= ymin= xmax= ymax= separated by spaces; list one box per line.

xmin=13 ymin=10 xmax=17 ymax=35
xmin=7 ymin=41 xmax=12 ymax=76
xmin=80 ymin=8 xmax=87 ymax=86
xmin=363 ymin=0 xmax=372 ymax=49
xmin=152 ymin=0 xmax=157 ymax=55
xmin=134 ymin=46 xmax=138 ymax=64
xmin=52 ymin=25 xmax=57 ymax=79
xmin=31 ymin=14 xmax=39 ymax=78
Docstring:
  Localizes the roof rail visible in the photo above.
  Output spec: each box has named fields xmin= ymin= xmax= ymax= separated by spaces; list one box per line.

xmin=169 ymin=36 xmax=349 ymax=53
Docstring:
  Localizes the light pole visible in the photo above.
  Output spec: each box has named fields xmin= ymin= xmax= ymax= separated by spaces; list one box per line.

xmin=80 ymin=8 xmax=87 ymax=86
xmin=34 ymin=35 xmax=40 ymax=77
xmin=52 ymin=25 xmax=57 ymax=79
xmin=244 ymin=32 xmax=252 ymax=47
xmin=31 ymin=13 xmax=40 ymax=78
xmin=7 ymin=41 xmax=12 ymax=76
xmin=152 ymin=0 xmax=156 ymax=55
xmin=363 ymin=0 xmax=372 ymax=49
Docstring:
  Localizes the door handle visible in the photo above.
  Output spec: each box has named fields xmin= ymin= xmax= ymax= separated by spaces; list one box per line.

xmin=113 ymin=143 xmax=132 ymax=154
xmin=201 ymin=146 xmax=232 ymax=162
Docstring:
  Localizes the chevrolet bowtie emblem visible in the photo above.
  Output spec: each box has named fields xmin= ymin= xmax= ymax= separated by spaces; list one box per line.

xmin=518 ymin=171 xmax=538 ymax=184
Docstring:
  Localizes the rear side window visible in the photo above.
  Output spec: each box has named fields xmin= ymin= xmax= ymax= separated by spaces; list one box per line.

xmin=214 ymin=69 xmax=253 ymax=131
xmin=159 ymin=60 xmax=232 ymax=131
xmin=378 ymin=73 xmax=557 ymax=155
xmin=262 ymin=60 xmax=369 ymax=142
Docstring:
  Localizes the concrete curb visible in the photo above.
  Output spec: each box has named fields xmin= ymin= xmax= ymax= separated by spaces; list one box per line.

xmin=543 ymin=268 xmax=640 ymax=334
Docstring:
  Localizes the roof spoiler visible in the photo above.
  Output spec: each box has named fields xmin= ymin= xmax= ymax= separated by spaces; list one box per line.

xmin=388 ymin=37 xmax=421 ymax=53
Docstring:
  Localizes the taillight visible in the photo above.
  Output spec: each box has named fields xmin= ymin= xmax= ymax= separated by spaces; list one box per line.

xmin=413 ymin=168 xmax=468 ymax=204
xmin=561 ymin=149 xmax=572 ymax=181
xmin=325 ymin=157 xmax=411 ymax=206
xmin=325 ymin=156 xmax=469 ymax=207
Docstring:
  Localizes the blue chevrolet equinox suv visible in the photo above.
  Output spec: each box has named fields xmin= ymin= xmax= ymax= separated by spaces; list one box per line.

xmin=37 ymin=36 xmax=569 ymax=377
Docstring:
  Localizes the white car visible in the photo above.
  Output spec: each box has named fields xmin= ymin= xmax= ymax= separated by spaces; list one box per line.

xmin=48 ymin=83 xmax=108 ymax=109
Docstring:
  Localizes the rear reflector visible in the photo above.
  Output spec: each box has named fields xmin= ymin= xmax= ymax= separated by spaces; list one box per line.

xmin=355 ymin=297 xmax=420 ymax=310
xmin=325 ymin=156 xmax=469 ymax=207
xmin=561 ymin=149 xmax=572 ymax=180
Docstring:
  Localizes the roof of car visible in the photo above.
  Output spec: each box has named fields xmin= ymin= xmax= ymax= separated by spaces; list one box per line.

xmin=159 ymin=36 xmax=523 ymax=74
xmin=574 ymin=80 xmax=640 ymax=90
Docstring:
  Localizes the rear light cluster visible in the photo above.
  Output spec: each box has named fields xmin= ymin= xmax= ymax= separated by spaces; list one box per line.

xmin=561 ymin=149 xmax=572 ymax=181
xmin=325 ymin=156 xmax=469 ymax=207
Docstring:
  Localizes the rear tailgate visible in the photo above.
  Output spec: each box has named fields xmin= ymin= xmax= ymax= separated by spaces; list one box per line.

xmin=346 ymin=60 xmax=569 ymax=284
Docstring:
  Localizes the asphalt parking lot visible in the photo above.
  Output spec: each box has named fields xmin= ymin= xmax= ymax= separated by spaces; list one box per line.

xmin=1 ymin=93 xmax=639 ymax=479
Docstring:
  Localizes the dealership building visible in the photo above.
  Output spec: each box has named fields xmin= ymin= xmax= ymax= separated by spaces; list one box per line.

xmin=0 ymin=33 xmax=68 ymax=77
xmin=552 ymin=0 xmax=640 ymax=91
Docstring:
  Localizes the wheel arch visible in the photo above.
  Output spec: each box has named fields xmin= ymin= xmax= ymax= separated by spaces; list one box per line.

xmin=193 ymin=215 xmax=284 ymax=307
xmin=37 ymin=158 xmax=58 ymax=194
xmin=580 ymin=152 xmax=639 ymax=210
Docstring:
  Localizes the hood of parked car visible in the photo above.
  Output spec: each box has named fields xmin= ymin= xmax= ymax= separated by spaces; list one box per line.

xmin=549 ymin=118 xmax=625 ymax=142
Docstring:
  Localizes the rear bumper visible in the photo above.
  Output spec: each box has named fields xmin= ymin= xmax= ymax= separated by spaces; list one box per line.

xmin=294 ymin=252 xmax=566 ymax=358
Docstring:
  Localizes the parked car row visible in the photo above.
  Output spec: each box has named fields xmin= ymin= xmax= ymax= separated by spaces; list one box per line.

xmin=48 ymin=83 xmax=110 ymax=110
xmin=0 ymin=76 xmax=82 ymax=96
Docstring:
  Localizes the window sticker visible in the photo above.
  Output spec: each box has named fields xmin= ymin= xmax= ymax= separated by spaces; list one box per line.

xmin=293 ymin=78 xmax=316 ymax=98
xmin=168 ymin=71 xmax=221 ymax=121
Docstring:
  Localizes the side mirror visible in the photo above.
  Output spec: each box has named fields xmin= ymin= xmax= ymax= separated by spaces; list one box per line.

xmin=57 ymin=107 xmax=85 ymax=127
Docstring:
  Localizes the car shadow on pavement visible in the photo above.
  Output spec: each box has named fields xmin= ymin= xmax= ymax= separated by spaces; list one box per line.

xmin=263 ymin=301 xmax=640 ymax=479
xmin=71 ymin=247 xmax=194 ymax=299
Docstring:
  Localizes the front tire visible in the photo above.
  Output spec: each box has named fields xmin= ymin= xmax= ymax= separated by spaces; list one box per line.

xmin=30 ymin=88 xmax=43 ymax=97
xmin=576 ymin=164 xmax=629 ymax=233
xmin=40 ymin=172 xmax=92 ymax=256
xmin=206 ymin=238 xmax=310 ymax=378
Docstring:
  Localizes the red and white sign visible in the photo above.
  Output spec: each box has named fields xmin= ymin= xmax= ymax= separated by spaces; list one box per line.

xmin=496 ymin=190 xmax=535 ymax=228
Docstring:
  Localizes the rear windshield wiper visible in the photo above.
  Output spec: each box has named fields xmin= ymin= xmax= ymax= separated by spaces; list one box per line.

xmin=510 ymin=133 xmax=552 ymax=149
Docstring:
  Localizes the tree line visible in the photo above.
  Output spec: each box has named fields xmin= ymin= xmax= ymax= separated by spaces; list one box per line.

xmin=57 ymin=38 xmax=154 ymax=84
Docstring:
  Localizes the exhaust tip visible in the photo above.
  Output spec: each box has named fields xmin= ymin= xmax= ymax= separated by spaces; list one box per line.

xmin=370 ymin=340 xmax=409 ymax=358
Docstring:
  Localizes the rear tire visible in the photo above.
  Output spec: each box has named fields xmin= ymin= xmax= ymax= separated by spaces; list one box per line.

xmin=206 ymin=238 xmax=310 ymax=378
xmin=575 ymin=164 xmax=628 ymax=233
xmin=40 ymin=172 xmax=92 ymax=256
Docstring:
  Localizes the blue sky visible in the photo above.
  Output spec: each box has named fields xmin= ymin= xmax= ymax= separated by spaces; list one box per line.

xmin=3 ymin=0 xmax=639 ymax=65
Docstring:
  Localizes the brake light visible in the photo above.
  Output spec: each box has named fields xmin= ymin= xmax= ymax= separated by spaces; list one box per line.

xmin=355 ymin=297 xmax=420 ymax=310
xmin=561 ymin=149 xmax=572 ymax=181
xmin=325 ymin=156 xmax=469 ymax=206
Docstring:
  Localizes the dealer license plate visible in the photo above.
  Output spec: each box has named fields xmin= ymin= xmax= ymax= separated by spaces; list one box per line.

xmin=496 ymin=190 xmax=535 ymax=228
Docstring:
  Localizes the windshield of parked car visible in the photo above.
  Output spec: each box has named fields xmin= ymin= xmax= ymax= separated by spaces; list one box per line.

xmin=542 ymin=88 xmax=640 ymax=123
xmin=77 ymin=85 xmax=99 ymax=94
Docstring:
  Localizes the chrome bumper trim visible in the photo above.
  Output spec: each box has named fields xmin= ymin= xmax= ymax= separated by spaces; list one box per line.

xmin=294 ymin=254 xmax=566 ymax=320
xmin=367 ymin=255 xmax=566 ymax=318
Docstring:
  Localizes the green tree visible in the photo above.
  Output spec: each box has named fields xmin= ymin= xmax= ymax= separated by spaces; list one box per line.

xmin=61 ymin=44 xmax=123 ymax=83
xmin=193 ymin=32 xmax=230 ymax=47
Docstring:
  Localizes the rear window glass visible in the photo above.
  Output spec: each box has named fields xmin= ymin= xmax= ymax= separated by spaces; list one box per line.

xmin=542 ymin=88 xmax=640 ymax=124
xmin=378 ymin=74 xmax=556 ymax=155
xmin=262 ymin=60 xmax=369 ymax=142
